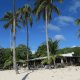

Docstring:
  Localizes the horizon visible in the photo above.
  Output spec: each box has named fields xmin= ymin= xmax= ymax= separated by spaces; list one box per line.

xmin=0 ymin=0 xmax=80 ymax=52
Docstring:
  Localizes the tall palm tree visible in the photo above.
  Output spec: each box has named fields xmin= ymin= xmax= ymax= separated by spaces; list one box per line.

xmin=18 ymin=4 xmax=32 ymax=69
xmin=33 ymin=0 xmax=63 ymax=64
xmin=1 ymin=0 xmax=20 ymax=73
xmin=13 ymin=0 xmax=19 ymax=74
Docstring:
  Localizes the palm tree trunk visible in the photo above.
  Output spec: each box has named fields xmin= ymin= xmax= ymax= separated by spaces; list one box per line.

xmin=13 ymin=0 xmax=19 ymax=74
xmin=26 ymin=24 xmax=29 ymax=69
xmin=10 ymin=29 xmax=13 ymax=52
xmin=54 ymin=55 xmax=56 ymax=68
xmin=45 ymin=7 xmax=50 ymax=64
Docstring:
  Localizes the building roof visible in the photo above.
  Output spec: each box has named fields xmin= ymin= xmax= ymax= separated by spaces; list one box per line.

xmin=61 ymin=52 xmax=74 ymax=57
xmin=28 ymin=56 xmax=47 ymax=61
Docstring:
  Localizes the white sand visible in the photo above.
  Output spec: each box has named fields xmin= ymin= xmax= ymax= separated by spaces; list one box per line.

xmin=0 ymin=66 xmax=80 ymax=80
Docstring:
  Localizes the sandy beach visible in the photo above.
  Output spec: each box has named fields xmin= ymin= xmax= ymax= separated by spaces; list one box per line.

xmin=0 ymin=66 xmax=80 ymax=80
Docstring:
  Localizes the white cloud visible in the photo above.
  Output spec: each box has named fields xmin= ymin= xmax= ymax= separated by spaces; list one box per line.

xmin=69 ymin=0 xmax=80 ymax=13
xmin=55 ymin=16 xmax=75 ymax=25
xmin=71 ymin=45 xmax=80 ymax=48
xmin=71 ymin=45 xmax=76 ymax=48
xmin=32 ymin=50 xmax=35 ymax=54
xmin=54 ymin=35 xmax=65 ymax=41
xmin=48 ymin=24 xmax=61 ymax=32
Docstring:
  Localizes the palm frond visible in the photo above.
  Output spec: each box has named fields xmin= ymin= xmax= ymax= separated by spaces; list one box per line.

xmin=50 ymin=3 xmax=60 ymax=15
xmin=56 ymin=0 xmax=63 ymax=3
xmin=18 ymin=4 xmax=33 ymax=27
xmin=33 ymin=1 xmax=46 ymax=20
xmin=75 ymin=19 xmax=80 ymax=25
xmin=29 ymin=16 xmax=33 ymax=27
xmin=4 ymin=23 xmax=11 ymax=29
xmin=0 ymin=18 xmax=9 ymax=21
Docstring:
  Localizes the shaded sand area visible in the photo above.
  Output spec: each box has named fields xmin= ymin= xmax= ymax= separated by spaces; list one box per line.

xmin=0 ymin=66 xmax=80 ymax=80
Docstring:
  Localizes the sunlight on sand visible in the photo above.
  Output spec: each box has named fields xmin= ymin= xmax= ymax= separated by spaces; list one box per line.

xmin=0 ymin=66 xmax=80 ymax=80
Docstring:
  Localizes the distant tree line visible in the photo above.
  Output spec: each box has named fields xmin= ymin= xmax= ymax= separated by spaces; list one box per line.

xmin=0 ymin=41 xmax=80 ymax=69
xmin=0 ymin=44 xmax=33 ymax=69
xmin=58 ymin=47 xmax=80 ymax=56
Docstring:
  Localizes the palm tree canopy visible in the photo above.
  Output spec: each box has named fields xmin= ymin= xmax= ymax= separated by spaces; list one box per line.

xmin=75 ymin=19 xmax=80 ymax=25
xmin=18 ymin=4 xmax=33 ymax=27
xmin=33 ymin=0 xmax=63 ymax=22
xmin=48 ymin=39 xmax=59 ymax=55
xmin=0 ymin=11 xmax=20 ymax=32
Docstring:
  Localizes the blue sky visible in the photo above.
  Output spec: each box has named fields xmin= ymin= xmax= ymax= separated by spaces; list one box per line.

xmin=0 ymin=0 xmax=80 ymax=52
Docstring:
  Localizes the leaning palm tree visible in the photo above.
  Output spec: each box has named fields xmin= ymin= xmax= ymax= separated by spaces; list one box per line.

xmin=18 ymin=4 xmax=32 ymax=69
xmin=33 ymin=0 xmax=63 ymax=64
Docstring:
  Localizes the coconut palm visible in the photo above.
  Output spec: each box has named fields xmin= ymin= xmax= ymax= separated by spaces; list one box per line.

xmin=18 ymin=4 xmax=32 ymax=69
xmin=49 ymin=39 xmax=59 ymax=66
xmin=0 ymin=12 xmax=13 ymax=51
xmin=0 ymin=12 xmax=20 ymax=51
xmin=1 ymin=11 xmax=20 ymax=73
xmin=12 ymin=0 xmax=19 ymax=74
xmin=33 ymin=0 xmax=63 ymax=64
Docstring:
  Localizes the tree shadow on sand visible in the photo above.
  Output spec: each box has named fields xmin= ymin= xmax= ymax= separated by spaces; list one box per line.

xmin=22 ymin=71 xmax=33 ymax=80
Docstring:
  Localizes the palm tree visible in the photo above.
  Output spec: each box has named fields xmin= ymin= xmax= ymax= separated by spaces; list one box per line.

xmin=1 ymin=0 xmax=20 ymax=73
xmin=33 ymin=0 xmax=63 ymax=64
xmin=1 ymin=11 xmax=20 ymax=73
xmin=0 ymin=12 xmax=13 ymax=51
xmin=13 ymin=0 xmax=19 ymax=74
xmin=49 ymin=39 xmax=59 ymax=66
xmin=0 ymin=12 xmax=20 ymax=51
xmin=18 ymin=4 xmax=32 ymax=69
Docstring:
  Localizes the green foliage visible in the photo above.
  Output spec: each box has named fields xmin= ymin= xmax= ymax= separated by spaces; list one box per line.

xmin=75 ymin=19 xmax=80 ymax=25
xmin=35 ymin=39 xmax=59 ymax=58
xmin=0 ymin=44 xmax=33 ymax=69
xmin=58 ymin=47 xmax=80 ymax=56
xmin=16 ymin=44 xmax=32 ymax=60
xmin=3 ymin=59 xmax=12 ymax=69
xmin=41 ymin=56 xmax=55 ymax=65
xmin=18 ymin=4 xmax=33 ymax=27
xmin=0 ymin=48 xmax=13 ymax=69
xmin=41 ymin=59 xmax=48 ymax=65
xmin=0 ymin=11 xmax=21 ymax=32
xmin=48 ymin=39 xmax=59 ymax=55
xmin=35 ymin=44 xmax=47 ymax=58
xmin=33 ymin=0 xmax=62 ymax=22
xmin=0 ymin=49 xmax=5 ymax=68
xmin=3 ymin=49 xmax=13 ymax=69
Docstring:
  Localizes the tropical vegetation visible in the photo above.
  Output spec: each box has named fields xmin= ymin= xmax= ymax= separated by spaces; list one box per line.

xmin=33 ymin=0 xmax=63 ymax=63
xmin=0 ymin=0 xmax=68 ymax=73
